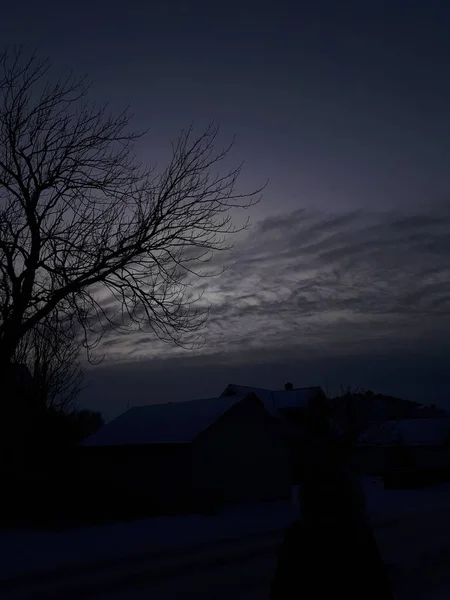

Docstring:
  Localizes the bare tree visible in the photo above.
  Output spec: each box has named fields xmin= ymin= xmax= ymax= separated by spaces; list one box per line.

xmin=13 ymin=304 xmax=83 ymax=413
xmin=0 ymin=47 xmax=263 ymax=369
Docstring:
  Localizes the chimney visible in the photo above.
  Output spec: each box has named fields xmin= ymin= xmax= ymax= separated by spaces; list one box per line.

xmin=285 ymin=382 xmax=293 ymax=390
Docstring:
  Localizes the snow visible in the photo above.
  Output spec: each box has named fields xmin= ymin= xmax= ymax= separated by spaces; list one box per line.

xmin=220 ymin=384 xmax=323 ymax=414
xmin=3 ymin=477 xmax=450 ymax=579
xmin=359 ymin=417 xmax=450 ymax=446
xmin=0 ymin=500 xmax=297 ymax=578
xmin=220 ymin=385 xmax=279 ymax=416
xmin=82 ymin=395 xmax=248 ymax=446
xmin=84 ymin=384 xmax=326 ymax=447
xmin=362 ymin=476 xmax=450 ymax=521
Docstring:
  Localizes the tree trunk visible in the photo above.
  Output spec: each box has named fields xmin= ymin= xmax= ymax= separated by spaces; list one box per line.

xmin=0 ymin=359 xmax=34 ymax=477
xmin=0 ymin=323 xmax=23 ymax=371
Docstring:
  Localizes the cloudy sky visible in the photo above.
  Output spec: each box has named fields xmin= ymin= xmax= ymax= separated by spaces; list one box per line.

xmin=4 ymin=1 xmax=450 ymax=419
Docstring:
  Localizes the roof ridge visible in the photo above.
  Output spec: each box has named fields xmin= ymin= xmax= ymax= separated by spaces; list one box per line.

xmin=82 ymin=394 xmax=248 ymax=447
xmin=129 ymin=396 xmax=235 ymax=410
xmin=229 ymin=383 xmax=322 ymax=392
xmin=228 ymin=383 xmax=275 ymax=390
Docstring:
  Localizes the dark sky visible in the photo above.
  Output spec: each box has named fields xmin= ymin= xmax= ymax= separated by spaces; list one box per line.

xmin=4 ymin=1 xmax=450 ymax=419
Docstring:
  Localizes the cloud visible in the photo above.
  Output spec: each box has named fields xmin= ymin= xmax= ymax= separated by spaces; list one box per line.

xmin=91 ymin=205 xmax=450 ymax=365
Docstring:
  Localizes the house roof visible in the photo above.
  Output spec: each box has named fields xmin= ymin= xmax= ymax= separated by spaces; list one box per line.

xmin=358 ymin=417 xmax=450 ymax=447
xmin=220 ymin=384 xmax=278 ymax=416
xmin=82 ymin=394 xmax=251 ymax=447
xmin=220 ymin=384 xmax=323 ymax=414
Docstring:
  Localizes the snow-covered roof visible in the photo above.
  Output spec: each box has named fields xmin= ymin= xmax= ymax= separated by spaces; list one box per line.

xmin=220 ymin=384 xmax=323 ymax=414
xmin=358 ymin=417 xmax=450 ymax=447
xmin=82 ymin=395 xmax=250 ymax=447
xmin=220 ymin=384 xmax=278 ymax=416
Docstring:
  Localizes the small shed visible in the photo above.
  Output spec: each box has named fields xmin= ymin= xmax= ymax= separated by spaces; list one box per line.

xmin=354 ymin=417 xmax=450 ymax=475
xmin=80 ymin=393 xmax=292 ymax=514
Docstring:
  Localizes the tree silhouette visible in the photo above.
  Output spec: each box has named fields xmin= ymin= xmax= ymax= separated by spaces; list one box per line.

xmin=13 ymin=303 xmax=83 ymax=413
xmin=0 ymin=47 xmax=262 ymax=371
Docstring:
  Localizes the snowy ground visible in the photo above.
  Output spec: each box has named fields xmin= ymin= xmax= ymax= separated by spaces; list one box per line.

xmin=0 ymin=499 xmax=297 ymax=578
xmin=4 ymin=505 xmax=450 ymax=599
xmin=2 ymin=476 xmax=450 ymax=580
xmin=362 ymin=475 xmax=450 ymax=521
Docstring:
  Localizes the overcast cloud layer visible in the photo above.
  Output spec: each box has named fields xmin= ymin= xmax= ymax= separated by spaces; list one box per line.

xmin=93 ymin=205 xmax=450 ymax=365
xmin=76 ymin=204 xmax=450 ymax=420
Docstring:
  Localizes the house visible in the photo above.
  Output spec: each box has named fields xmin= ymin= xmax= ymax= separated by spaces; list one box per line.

xmin=413 ymin=404 xmax=449 ymax=418
xmin=220 ymin=383 xmax=327 ymax=428
xmin=353 ymin=417 xmax=450 ymax=475
xmin=80 ymin=393 xmax=292 ymax=516
xmin=329 ymin=392 xmax=423 ymax=427
xmin=220 ymin=383 xmax=329 ymax=483
xmin=327 ymin=392 xmax=442 ymax=441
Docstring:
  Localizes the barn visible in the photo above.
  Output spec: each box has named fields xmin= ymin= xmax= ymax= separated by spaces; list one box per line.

xmin=80 ymin=393 xmax=292 ymax=516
